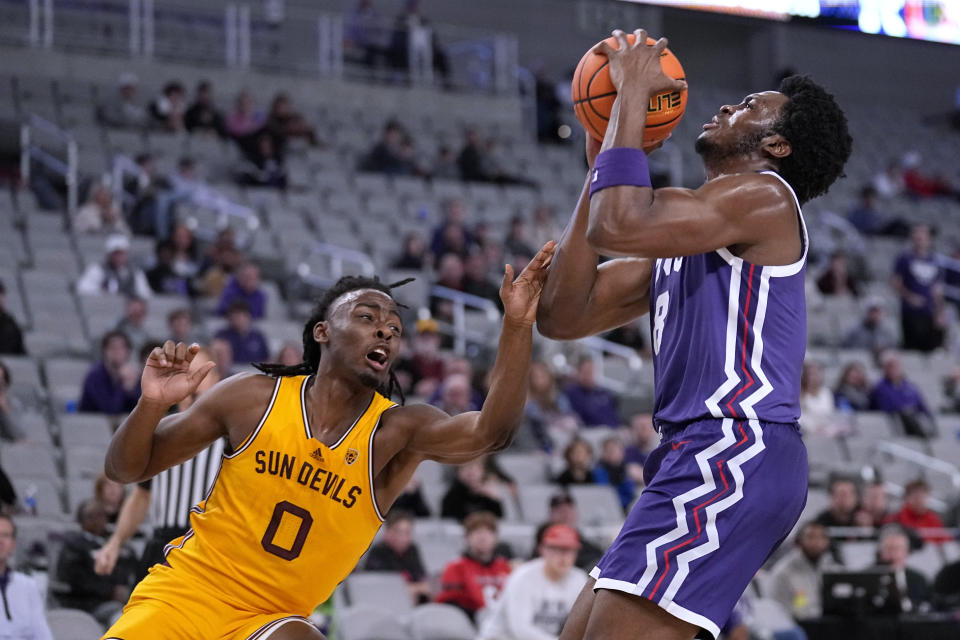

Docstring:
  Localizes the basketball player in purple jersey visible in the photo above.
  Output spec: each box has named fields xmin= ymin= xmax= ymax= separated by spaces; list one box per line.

xmin=537 ymin=30 xmax=852 ymax=640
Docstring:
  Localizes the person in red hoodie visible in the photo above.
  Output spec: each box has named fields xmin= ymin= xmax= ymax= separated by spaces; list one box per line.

xmin=435 ymin=511 xmax=511 ymax=621
xmin=889 ymin=479 xmax=951 ymax=543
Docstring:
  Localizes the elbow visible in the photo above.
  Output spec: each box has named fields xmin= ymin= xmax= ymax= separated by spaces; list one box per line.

xmin=103 ymin=456 xmax=142 ymax=485
xmin=536 ymin=307 xmax=571 ymax=341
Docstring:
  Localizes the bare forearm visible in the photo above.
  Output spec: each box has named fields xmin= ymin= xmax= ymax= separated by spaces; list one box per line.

xmin=476 ymin=319 xmax=534 ymax=450
xmin=107 ymin=486 xmax=151 ymax=547
xmin=104 ymin=400 xmax=170 ymax=483
xmin=538 ymin=178 xmax=600 ymax=338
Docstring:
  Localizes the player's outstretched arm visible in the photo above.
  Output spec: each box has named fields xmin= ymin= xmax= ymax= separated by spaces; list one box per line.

xmin=104 ymin=343 xmax=270 ymax=483
xmin=537 ymin=138 xmax=652 ymax=341
xmin=395 ymin=242 xmax=554 ymax=463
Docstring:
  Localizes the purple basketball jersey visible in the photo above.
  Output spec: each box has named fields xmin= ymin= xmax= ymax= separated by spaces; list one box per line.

xmin=650 ymin=171 xmax=807 ymax=426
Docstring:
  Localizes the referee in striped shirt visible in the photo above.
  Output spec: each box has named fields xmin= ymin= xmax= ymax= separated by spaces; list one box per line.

xmin=94 ymin=346 xmax=224 ymax=579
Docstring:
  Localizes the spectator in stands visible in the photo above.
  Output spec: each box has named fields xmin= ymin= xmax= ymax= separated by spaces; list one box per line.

xmin=54 ymin=499 xmax=136 ymax=625
xmin=933 ymin=557 xmax=960 ymax=611
xmin=77 ymin=234 xmax=153 ymax=300
xmin=815 ymin=476 xmax=859 ymax=528
xmin=345 ymin=0 xmax=388 ymax=69
xmin=0 ymin=514 xmax=54 ymax=639
xmin=768 ymin=522 xmax=836 ymax=620
xmin=273 ymin=342 xmax=301 ymax=368
xmin=592 ymin=436 xmax=635 ymax=511
xmin=604 ymin=319 xmax=648 ymax=354
xmin=479 ymin=524 xmax=587 ymax=640
xmin=216 ymin=262 xmax=266 ymax=319
xmin=869 ymin=351 xmax=934 ymax=437
xmin=504 ymin=216 xmax=536 ymax=261
xmin=184 ymin=80 xmax=226 ymax=137
xmin=872 ymin=159 xmax=904 ymax=200
xmin=391 ymin=476 xmax=431 ymax=518
xmin=79 ymin=330 xmax=140 ymax=414
xmin=888 ymin=479 xmax=950 ymax=543
xmin=392 ymin=232 xmax=429 ymax=270
xmin=125 ymin=152 xmax=165 ymax=236
xmin=198 ymin=230 xmax=243 ymax=298
xmin=854 ymin=481 xmax=890 ymax=528
xmin=153 ymin=159 xmax=217 ymax=241
xmin=555 ymin=438 xmax=596 ymax=486
xmin=209 ymin=336 xmax=235 ymax=379
xmin=430 ymin=198 xmax=473 ymax=258
xmin=533 ymin=493 xmax=605 ymax=571
xmin=393 ymin=317 xmax=444 ymax=398
xmin=148 ymin=81 xmax=187 ymax=132
xmin=457 ymin=128 xmax=495 ymax=182
xmin=892 ymin=224 xmax=945 ymax=352
xmin=97 ymin=72 xmax=148 ymax=129
xmin=799 ymin=360 xmax=839 ymax=435
xmin=435 ymin=511 xmax=511 ymax=622
xmin=563 ymin=356 xmax=620 ymax=428
xmin=237 ymin=131 xmax=287 ymax=189
xmin=846 ymin=185 xmax=908 ymax=237
xmin=842 ymin=298 xmax=897 ymax=357
xmin=431 ymin=146 xmax=459 ymax=180
xmin=875 ymin=524 xmax=931 ymax=612
xmin=94 ymin=474 xmax=126 ymax=527
xmin=146 ymin=241 xmax=191 ymax=296
xmin=363 ymin=510 xmax=430 ymax=604
xmin=214 ymin=300 xmax=269 ymax=364
xmin=360 ymin=120 xmax=414 ymax=176
xmin=265 ymin=92 xmax=319 ymax=148
xmin=462 ymin=252 xmax=500 ymax=305
xmin=0 ymin=360 xmax=24 ymax=446
xmin=430 ymin=253 xmax=465 ymax=323
xmin=816 ymin=251 xmax=860 ymax=297
xmin=624 ymin=412 xmax=657 ymax=485
xmin=74 ymin=183 xmax=129 ymax=235
xmin=441 ymin=458 xmax=503 ymax=521
xmin=167 ymin=308 xmax=205 ymax=346
xmin=388 ymin=0 xmax=450 ymax=88
xmin=833 ymin=362 xmax=872 ymax=412
xmin=225 ymin=90 xmax=264 ymax=140
xmin=0 ymin=280 xmax=25 ymax=355
xmin=436 ymin=373 xmax=481 ymax=417
xmin=900 ymin=151 xmax=956 ymax=199
xmin=530 ymin=205 xmax=562 ymax=251
xmin=168 ymin=223 xmax=200 ymax=278
xmin=114 ymin=296 xmax=150 ymax=355
xmin=521 ymin=361 xmax=576 ymax=453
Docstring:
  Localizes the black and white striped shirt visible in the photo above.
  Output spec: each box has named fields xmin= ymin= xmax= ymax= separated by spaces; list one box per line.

xmin=138 ymin=438 xmax=225 ymax=530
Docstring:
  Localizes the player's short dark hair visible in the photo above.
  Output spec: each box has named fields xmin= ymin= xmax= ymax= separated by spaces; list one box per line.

xmin=253 ymin=275 xmax=412 ymax=403
xmin=773 ymin=75 xmax=852 ymax=204
xmin=463 ymin=510 xmax=499 ymax=534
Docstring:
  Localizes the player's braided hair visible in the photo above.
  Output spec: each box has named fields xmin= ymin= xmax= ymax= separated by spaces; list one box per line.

xmin=254 ymin=275 xmax=413 ymax=404
xmin=773 ymin=75 xmax=853 ymax=204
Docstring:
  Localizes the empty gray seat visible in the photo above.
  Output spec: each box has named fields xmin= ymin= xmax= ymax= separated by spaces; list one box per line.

xmin=408 ymin=604 xmax=475 ymax=640
xmin=46 ymin=608 xmax=105 ymax=640
xmin=345 ymin=572 xmax=414 ymax=616
xmin=339 ymin=606 xmax=410 ymax=640
xmin=569 ymin=485 xmax=625 ymax=527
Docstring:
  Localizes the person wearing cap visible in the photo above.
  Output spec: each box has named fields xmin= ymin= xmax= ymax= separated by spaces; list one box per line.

xmin=434 ymin=511 xmax=511 ymax=622
xmin=534 ymin=493 xmax=605 ymax=571
xmin=479 ymin=524 xmax=588 ymax=640
xmin=0 ymin=281 xmax=25 ymax=355
xmin=77 ymin=234 xmax=153 ymax=300
xmin=842 ymin=297 xmax=897 ymax=357
xmin=97 ymin=72 xmax=148 ymax=129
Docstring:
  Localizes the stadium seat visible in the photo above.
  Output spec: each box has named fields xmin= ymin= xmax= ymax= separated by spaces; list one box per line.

xmin=46 ymin=608 xmax=105 ymax=640
xmin=907 ymin=544 xmax=946 ymax=582
xmin=518 ymin=484 xmax=558 ymax=525
xmin=838 ymin=541 xmax=877 ymax=570
xmin=339 ymin=606 xmax=411 ymax=640
xmin=57 ymin=413 xmax=113 ymax=447
xmin=0 ymin=442 xmax=58 ymax=479
xmin=495 ymin=453 xmax=549 ymax=485
xmin=569 ymin=485 xmax=625 ymax=527
xmin=407 ymin=604 xmax=475 ymax=640
xmin=345 ymin=572 xmax=414 ymax=616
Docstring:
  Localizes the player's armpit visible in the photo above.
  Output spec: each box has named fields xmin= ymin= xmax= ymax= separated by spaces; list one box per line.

xmin=586 ymin=173 xmax=795 ymax=259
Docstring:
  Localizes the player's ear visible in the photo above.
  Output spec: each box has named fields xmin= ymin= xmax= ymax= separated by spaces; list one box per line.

xmin=313 ymin=321 xmax=330 ymax=345
xmin=761 ymin=133 xmax=791 ymax=160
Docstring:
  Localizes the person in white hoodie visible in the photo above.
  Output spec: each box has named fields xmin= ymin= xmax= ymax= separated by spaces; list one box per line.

xmin=0 ymin=515 xmax=53 ymax=640
xmin=479 ymin=524 xmax=588 ymax=640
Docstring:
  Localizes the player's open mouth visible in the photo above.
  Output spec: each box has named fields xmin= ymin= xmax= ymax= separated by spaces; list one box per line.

xmin=365 ymin=348 xmax=388 ymax=370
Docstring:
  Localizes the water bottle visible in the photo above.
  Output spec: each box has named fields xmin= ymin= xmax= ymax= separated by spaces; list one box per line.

xmin=23 ymin=484 xmax=37 ymax=516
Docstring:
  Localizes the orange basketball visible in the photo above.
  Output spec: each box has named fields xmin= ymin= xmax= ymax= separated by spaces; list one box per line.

xmin=572 ymin=34 xmax=687 ymax=145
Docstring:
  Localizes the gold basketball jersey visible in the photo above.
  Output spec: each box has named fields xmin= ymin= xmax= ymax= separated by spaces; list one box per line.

xmin=163 ymin=375 xmax=394 ymax=615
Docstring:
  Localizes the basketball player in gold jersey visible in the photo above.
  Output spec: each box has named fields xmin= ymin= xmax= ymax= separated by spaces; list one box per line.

xmin=101 ymin=241 xmax=555 ymax=640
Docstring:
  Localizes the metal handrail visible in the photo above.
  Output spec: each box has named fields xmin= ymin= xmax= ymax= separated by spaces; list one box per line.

xmin=20 ymin=114 xmax=78 ymax=215
xmin=580 ymin=335 xmax=645 ymax=394
xmin=296 ymin=242 xmax=377 ymax=286
xmin=429 ymin=285 xmax=501 ymax=356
